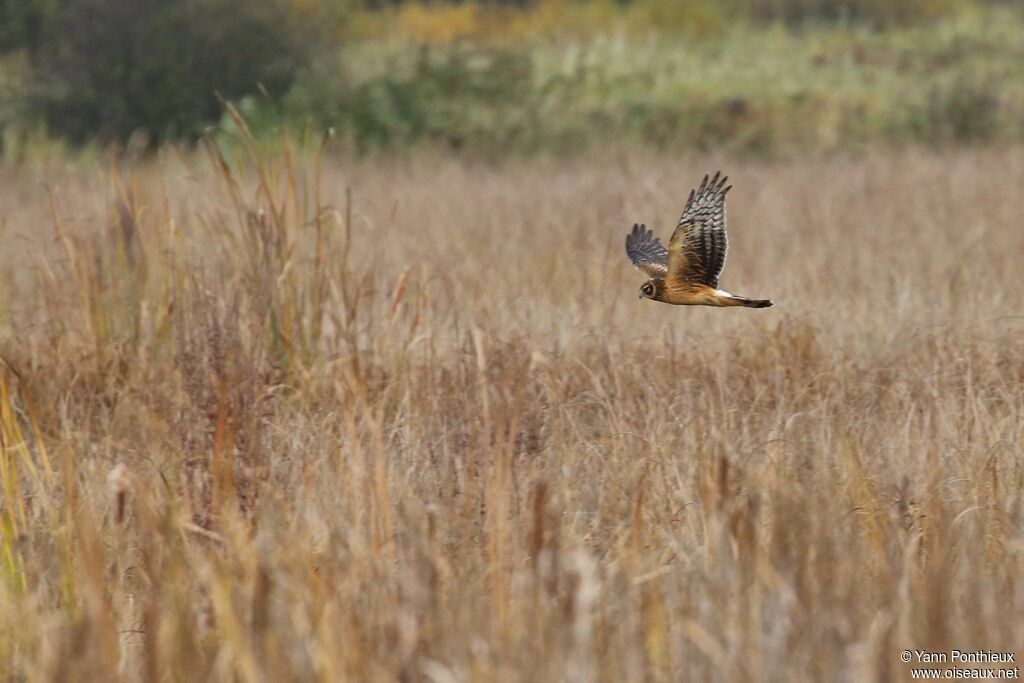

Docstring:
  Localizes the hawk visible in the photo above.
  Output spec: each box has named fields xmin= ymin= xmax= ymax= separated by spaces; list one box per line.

xmin=626 ymin=171 xmax=773 ymax=308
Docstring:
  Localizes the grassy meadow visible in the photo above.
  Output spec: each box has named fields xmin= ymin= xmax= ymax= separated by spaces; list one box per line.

xmin=0 ymin=126 xmax=1021 ymax=680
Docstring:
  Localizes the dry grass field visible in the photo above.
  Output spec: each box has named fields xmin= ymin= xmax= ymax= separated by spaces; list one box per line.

xmin=0 ymin=136 xmax=1022 ymax=681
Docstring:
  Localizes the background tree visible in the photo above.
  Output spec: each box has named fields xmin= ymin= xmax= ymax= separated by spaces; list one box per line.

xmin=28 ymin=0 xmax=325 ymax=145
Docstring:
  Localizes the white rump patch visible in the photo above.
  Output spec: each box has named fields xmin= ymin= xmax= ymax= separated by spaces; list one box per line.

xmin=715 ymin=289 xmax=735 ymax=298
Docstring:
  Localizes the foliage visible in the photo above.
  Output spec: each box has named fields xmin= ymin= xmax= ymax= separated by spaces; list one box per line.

xmin=284 ymin=45 xmax=535 ymax=153
xmin=354 ymin=0 xmax=979 ymax=43
xmin=736 ymin=0 xmax=959 ymax=26
xmin=0 ymin=0 xmax=1021 ymax=154
xmin=272 ymin=7 xmax=1024 ymax=158
xmin=25 ymin=0 xmax=325 ymax=145
xmin=0 ymin=0 xmax=58 ymax=56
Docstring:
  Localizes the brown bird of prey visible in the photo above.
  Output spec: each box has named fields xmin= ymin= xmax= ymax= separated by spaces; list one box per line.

xmin=626 ymin=171 xmax=773 ymax=308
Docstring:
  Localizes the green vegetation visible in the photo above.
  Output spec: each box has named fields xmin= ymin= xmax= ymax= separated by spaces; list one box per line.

xmin=2 ymin=0 xmax=325 ymax=146
xmin=281 ymin=8 xmax=1024 ymax=157
xmin=1 ymin=0 xmax=1022 ymax=157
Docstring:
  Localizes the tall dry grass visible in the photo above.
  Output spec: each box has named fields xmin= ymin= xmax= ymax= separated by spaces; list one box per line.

xmin=0 ymin=134 xmax=1022 ymax=681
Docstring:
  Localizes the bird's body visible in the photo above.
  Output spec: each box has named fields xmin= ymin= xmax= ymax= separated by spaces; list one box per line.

xmin=626 ymin=172 xmax=773 ymax=308
xmin=640 ymin=277 xmax=772 ymax=308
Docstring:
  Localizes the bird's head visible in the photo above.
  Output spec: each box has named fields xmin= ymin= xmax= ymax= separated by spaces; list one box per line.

xmin=638 ymin=280 xmax=659 ymax=301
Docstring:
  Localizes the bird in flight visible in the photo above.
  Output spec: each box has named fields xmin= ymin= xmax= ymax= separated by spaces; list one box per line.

xmin=625 ymin=171 xmax=773 ymax=308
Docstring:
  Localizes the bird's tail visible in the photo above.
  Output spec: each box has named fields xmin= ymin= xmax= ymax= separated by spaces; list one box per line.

xmin=727 ymin=295 xmax=774 ymax=308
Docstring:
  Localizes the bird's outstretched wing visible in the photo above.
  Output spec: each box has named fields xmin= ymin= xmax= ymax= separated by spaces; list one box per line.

xmin=625 ymin=223 xmax=668 ymax=278
xmin=667 ymin=172 xmax=731 ymax=288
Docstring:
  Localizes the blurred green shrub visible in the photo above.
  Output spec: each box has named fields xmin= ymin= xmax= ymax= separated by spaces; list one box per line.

xmin=627 ymin=0 xmax=731 ymax=37
xmin=286 ymin=46 xmax=534 ymax=153
xmin=735 ymin=0 xmax=958 ymax=26
xmin=913 ymin=76 xmax=1002 ymax=142
xmin=0 ymin=0 xmax=56 ymax=56
xmin=26 ymin=0 xmax=325 ymax=145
